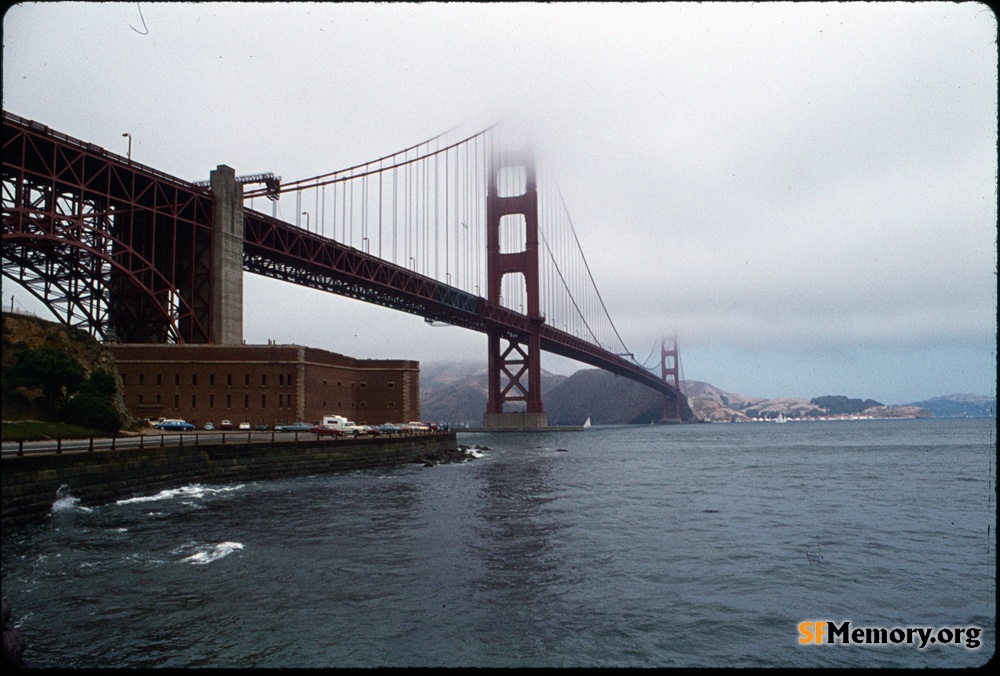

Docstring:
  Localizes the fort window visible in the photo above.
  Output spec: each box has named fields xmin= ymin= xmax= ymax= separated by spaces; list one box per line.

xmin=191 ymin=374 xmax=197 ymax=386
xmin=191 ymin=394 xmax=197 ymax=408
xmin=387 ymin=402 xmax=394 ymax=409
xmin=261 ymin=394 xmax=266 ymax=408
xmin=227 ymin=394 xmax=232 ymax=408
xmin=138 ymin=394 xmax=143 ymax=404
xmin=244 ymin=394 xmax=250 ymax=408
xmin=360 ymin=382 xmax=367 ymax=389
xmin=227 ymin=374 xmax=232 ymax=386
xmin=387 ymin=382 xmax=395 ymax=389
xmin=262 ymin=374 xmax=267 ymax=386
xmin=174 ymin=394 xmax=179 ymax=408
xmin=209 ymin=394 xmax=214 ymax=408
xmin=156 ymin=394 xmax=162 ymax=404
xmin=175 ymin=373 xmax=180 ymax=386
xmin=279 ymin=374 xmax=283 ymax=386
xmin=244 ymin=374 xmax=250 ymax=386
xmin=359 ymin=402 xmax=367 ymax=409
xmin=210 ymin=374 xmax=215 ymax=386
xmin=323 ymin=379 xmax=327 ymax=386
xmin=156 ymin=373 xmax=162 ymax=386
xmin=139 ymin=374 xmax=144 ymax=385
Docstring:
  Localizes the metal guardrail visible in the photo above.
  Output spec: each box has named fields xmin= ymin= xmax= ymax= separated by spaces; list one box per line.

xmin=0 ymin=429 xmax=440 ymax=457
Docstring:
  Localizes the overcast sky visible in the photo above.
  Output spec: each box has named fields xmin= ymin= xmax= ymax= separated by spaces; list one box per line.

xmin=2 ymin=2 xmax=996 ymax=404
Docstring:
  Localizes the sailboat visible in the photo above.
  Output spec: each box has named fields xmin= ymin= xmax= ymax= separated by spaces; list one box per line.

xmin=775 ymin=413 xmax=788 ymax=424
xmin=583 ymin=416 xmax=592 ymax=429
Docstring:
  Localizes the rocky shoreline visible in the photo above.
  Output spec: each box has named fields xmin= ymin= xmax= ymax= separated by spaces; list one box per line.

xmin=412 ymin=443 xmax=488 ymax=467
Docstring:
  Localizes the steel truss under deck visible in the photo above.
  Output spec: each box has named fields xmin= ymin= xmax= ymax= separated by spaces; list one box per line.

xmin=2 ymin=112 xmax=214 ymax=343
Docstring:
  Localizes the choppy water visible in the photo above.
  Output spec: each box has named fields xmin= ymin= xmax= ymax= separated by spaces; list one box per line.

xmin=2 ymin=418 xmax=995 ymax=667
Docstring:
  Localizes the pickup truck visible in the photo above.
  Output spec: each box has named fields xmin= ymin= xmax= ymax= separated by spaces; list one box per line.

xmin=319 ymin=415 xmax=371 ymax=436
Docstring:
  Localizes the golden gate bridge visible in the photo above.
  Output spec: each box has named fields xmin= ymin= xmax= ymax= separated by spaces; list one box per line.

xmin=2 ymin=111 xmax=689 ymax=425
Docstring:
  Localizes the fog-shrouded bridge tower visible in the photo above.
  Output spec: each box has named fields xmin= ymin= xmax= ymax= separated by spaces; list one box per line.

xmin=484 ymin=150 xmax=546 ymax=429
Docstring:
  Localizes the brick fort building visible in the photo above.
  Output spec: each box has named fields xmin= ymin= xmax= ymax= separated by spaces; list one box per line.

xmin=109 ymin=343 xmax=420 ymax=428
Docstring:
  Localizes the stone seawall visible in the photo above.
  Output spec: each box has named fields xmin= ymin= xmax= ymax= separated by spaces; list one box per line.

xmin=1 ymin=432 xmax=459 ymax=534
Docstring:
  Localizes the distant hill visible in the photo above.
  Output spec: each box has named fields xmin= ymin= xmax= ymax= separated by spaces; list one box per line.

xmin=904 ymin=394 xmax=996 ymax=419
xmin=419 ymin=361 xmax=567 ymax=425
xmin=417 ymin=362 xmax=949 ymax=424
xmin=542 ymin=369 xmax=695 ymax=425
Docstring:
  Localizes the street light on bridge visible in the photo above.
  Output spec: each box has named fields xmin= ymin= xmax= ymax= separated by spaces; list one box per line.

xmin=301 ymin=212 xmax=309 ymax=230
xmin=121 ymin=132 xmax=132 ymax=161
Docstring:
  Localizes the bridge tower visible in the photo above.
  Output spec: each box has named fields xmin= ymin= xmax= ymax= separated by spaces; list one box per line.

xmin=661 ymin=335 xmax=683 ymax=423
xmin=483 ymin=151 xmax=548 ymax=429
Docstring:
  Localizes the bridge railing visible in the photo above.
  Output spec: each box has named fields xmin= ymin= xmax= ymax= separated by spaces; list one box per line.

xmin=4 ymin=111 xmax=213 ymax=194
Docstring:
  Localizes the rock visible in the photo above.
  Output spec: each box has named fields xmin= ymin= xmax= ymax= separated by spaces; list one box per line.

xmin=2 ymin=598 xmax=30 ymax=668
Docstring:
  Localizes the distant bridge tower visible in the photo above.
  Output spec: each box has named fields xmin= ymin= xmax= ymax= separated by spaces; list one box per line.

xmin=661 ymin=334 xmax=683 ymax=423
xmin=483 ymin=150 xmax=547 ymax=429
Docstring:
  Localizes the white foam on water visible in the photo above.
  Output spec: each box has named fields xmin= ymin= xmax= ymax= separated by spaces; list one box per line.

xmin=178 ymin=542 xmax=244 ymax=565
xmin=50 ymin=495 xmax=92 ymax=514
xmin=50 ymin=485 xmax=92 ymax=514
xmin=115 ymin=484 xmax=245 ymax=506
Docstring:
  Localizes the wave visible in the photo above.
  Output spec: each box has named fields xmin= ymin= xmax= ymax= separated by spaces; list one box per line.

xmin=50 ymin=484 xmax=92 ymax=514
xmin=115 ymin=484 xmax=245 ymax=506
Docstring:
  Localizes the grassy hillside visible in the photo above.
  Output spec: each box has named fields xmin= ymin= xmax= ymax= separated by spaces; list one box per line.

xmin=1 ymin=312 xmax=133 ymax=430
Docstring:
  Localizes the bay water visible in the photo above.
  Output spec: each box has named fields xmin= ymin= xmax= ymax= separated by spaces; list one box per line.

xmin=2 ymin=418 xmax=994 ymax=667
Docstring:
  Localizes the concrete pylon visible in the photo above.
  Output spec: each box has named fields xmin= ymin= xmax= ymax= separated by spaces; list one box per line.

xmin=209 ymin=165 xmax=244 ymax=344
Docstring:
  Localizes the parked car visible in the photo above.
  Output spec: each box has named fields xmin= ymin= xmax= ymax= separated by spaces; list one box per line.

xmin=376 ymin=423 xmax=402 ymax=435
xmin=255 ymin=423 xmax=269 ymax=431
xmin=239 ymin=422 xmax=251 ymax=430
xmin=219 ymin=420 xmax=233 ymax=430
xmin=154 ymin=419 xmax=195 ymax=431
xmin=274 ymin=422 xmax=313 ymax=432
xmin=203 ymin=422 xmax=215 ymax=431
xmin=310 ymin=424 xmax=343 ymax=437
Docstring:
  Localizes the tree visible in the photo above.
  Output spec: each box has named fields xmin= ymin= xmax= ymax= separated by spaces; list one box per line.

xmin=809 ymin=395 xmax=884 ymax=415
xmin=60 ymin=392 xmax=122 ymax=435
xmin=80 ymin=368 xmax=117 ymax=397
xmin=5 ymin=347 xmax=85 ymax=410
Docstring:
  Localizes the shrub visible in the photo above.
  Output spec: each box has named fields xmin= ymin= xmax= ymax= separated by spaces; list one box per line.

xmin=60 ymin=392 xmax=122 ymax=435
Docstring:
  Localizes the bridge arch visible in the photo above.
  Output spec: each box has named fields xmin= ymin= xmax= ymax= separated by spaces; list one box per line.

xmin=3 ymin=226 xmax=189 ymax=343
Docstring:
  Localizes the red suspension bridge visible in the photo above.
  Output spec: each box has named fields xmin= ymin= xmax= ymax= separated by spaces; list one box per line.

xmin=2 ymin=111 xmax=690 ymax=426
